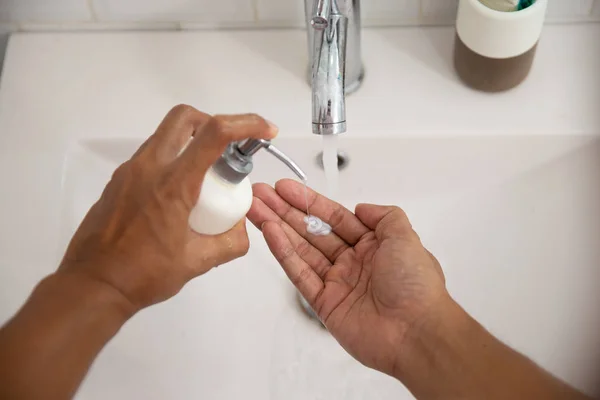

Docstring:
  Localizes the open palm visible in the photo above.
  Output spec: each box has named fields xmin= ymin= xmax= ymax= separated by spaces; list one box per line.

xmin=248 ymin=179 xmax=449 ymax=376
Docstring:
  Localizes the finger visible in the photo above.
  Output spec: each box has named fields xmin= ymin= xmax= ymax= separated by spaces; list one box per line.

xmin=170 ymin=114 xmax=278 ymax=204
xmin=253 ymin=183 xmax=350 ymax=263
xmin=248 ymin=195 xmax=331 ymax=278
xmin=133 ymin=104 xmax=210 ymax=166
xmin=355 ymin=203 xmax=415 ymax=241
xmin=274 ymin=179 xmax=370 ymax=245
xmin=185 ymin=220 xmax=250 ymax=277
xmin=262 ymin=220 xmax=324 ymax=304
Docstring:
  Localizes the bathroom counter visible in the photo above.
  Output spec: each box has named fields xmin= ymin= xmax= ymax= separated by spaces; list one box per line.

xmin=0 ymin=24 xmax=599 ymax=399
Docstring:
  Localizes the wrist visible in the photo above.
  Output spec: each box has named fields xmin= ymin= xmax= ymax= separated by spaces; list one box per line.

xmin=393 ymin=296 xmax=511 ymax=399
xmin=0 ymin=270 xmax=136 ymax=400
xmin=393 ymin=295 xmax=475 ymax=383
xmin=390 ymin=296 xmax=591 ymax=400
xmin=42 ymin=270 xmax=137 ymax=327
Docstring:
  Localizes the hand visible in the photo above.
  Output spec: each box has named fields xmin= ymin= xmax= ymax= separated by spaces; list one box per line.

xmin=59 ymin=105 xmax=277 ymax=312
xmin=248 ymin=179 xmax=450 ymax=377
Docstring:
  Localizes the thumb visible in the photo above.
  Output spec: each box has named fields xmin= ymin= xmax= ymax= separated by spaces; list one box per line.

xmin=355 ymin=204 xmax=414 ymax=240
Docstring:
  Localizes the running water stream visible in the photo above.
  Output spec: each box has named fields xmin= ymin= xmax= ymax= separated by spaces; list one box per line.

xmin=302 ymin=136 xmax=338 ymax=236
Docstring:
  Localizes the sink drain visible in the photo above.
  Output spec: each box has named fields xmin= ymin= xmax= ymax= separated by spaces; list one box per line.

xmin=315 ymin=150 xmax=350 ymax=171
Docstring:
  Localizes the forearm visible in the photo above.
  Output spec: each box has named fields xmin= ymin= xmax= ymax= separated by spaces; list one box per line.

xmin=396 ymin=299 xmax=591 ymax=400
xmin=0 ymin=271 xmax=134 ymax=400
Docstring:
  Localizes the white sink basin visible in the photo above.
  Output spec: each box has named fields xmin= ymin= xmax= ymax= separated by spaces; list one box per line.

xmin=60 ymin=135 xmax=600 ymax=399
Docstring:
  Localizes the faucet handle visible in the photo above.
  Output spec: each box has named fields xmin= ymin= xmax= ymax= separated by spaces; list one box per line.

xmin=311 ymin=0 xmax=330 ymax=29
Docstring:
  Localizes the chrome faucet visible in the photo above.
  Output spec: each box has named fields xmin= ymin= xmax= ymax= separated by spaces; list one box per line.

xmin=305 ymin=0 xmax=363 ymax=135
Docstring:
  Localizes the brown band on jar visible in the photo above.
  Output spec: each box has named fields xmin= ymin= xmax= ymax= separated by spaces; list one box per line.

xmin=454 ymin=32 xmax=538 ymax=92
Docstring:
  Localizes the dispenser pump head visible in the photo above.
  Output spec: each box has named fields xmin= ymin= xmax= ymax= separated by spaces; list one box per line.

xmin=213 ymin=139 xmax=307 ymax=184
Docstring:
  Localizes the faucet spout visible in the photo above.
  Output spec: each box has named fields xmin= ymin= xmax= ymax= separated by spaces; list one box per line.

xmin=311 ymin=1 xmax=348 ymax=135
xmin=306 ymin=0 xmax=363 ymax=136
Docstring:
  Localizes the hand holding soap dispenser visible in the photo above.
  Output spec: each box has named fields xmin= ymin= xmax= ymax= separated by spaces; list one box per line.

xmin=189 ymin=139 xmax=307 ymax=235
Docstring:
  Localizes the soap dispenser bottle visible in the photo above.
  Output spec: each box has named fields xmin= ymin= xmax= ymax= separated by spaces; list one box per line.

xmin=189 ymin=139 xmax=307 ymax=235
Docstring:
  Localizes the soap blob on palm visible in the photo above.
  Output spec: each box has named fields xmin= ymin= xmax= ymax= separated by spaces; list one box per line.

xmin=304 ymin=215 xmax=332 ymax=236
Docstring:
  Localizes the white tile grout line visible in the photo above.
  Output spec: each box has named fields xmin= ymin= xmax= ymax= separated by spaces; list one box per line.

xmin=1 ymin=14 xmax=600 ymax=34
xmin=17 ymin=21 xmax=181 ymax=32
xmin=583 ymin=0 xmax=593 ymax=15
xmin=86 ymin=0 xmax=98 ymax=22
xmin=252 ymin=0 xmax=260 ymax=22
xmin=0 ymin=20 xmax=593 ymax=33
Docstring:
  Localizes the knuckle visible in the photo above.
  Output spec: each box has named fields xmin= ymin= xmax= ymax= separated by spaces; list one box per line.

xmin=328 ymin=204 xmax=346 ymax=229
xmin=131 ymin=139 xmax=151 ymax=159
xmin=294 ymin=240 xmax=312 ymax=259
xmin=128 ymin=159 xmax=146 ymax=176
xmin=170 ymin=103 xmax=197 ymax=119
xmin=110 ymin=160 xmax=145 ymax=184
xmin=118 ymin=159 xmax=148 ymax=184
xmin=277 ymin=243 xmax=295 ymax=263
xmin=158 ymin=171 xmax=192 ymax=206
xmin=313 ymin=259 xmax=331 ymax=278
xmin=390 ymin=205 xmax=406 ymax=216
xmin=244 ymin=113 xmax=264 ymax=124
xmin=209 ymin=115 xmax=228 ymax=132
xmin=111 ymin=161 xmax=130 ymax=181
xmin=205 ymin=116 xmax=233 ymax=142
xmin=331 ymin=244 xmax=349 ymax=262
xmin=390 ymin=206 xmax=410 ymax=225
xmin=152 ymin=170 xmax=180 ymax=202
xmin=281 ymin=203 xmax=295 ymax=221
xmin=291 ymin=267 xmax=313 ymax=287
xmin=155 ymin=173 xmax=175 ymax=198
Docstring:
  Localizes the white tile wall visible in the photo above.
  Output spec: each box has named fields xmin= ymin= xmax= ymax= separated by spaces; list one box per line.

xmin=255 ymin=0 xmax=305 ymax=25
xmin=92 ymin=0 xmax=255 ymax=24
xmin=362 ymin=0 xmax=420 ymax=25
xmin=545 ymin=0 xmax=595 ymax=21
xmin=0 ymin=0 xmax=597 ymax=29
xmin=0 ymin=0 xmax=91 ymax=22
xmin=594 ymin=0 xmax=600 ymax=15
xmin=18 ymin=21 xmax=180 ymax=32
xmin=421 ymin=0 xmax=459 ymax=24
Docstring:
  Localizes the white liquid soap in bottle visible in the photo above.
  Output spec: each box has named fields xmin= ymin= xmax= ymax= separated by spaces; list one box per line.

xmin=189 ymin=138 xmax=307 ymax=235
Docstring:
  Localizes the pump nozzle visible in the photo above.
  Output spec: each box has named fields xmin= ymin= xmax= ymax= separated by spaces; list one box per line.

xmin=213 ymin=139 xmax=307 ymax=184
xmin=236 ymin=139 xmax=307 ymax=181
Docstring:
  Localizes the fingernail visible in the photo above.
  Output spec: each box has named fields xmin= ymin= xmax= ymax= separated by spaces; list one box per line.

xmin=266 ymin=119 xmax=279 ymax=135
xmin=260 ymin=222 xmax=267 ymax=231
